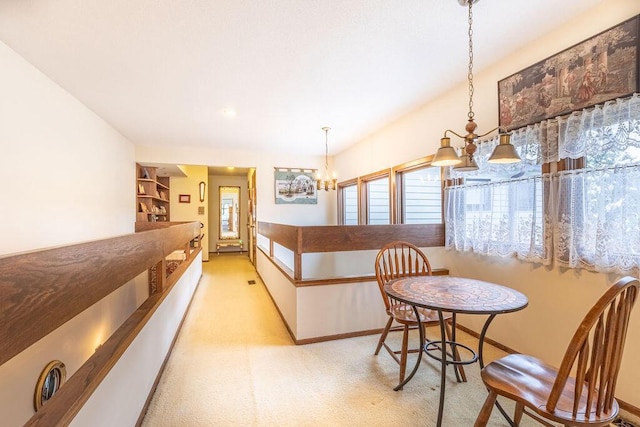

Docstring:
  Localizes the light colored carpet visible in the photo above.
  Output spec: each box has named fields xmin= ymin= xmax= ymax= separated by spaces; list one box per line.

xmin=141 ymin=254 xmax=624 ymax=427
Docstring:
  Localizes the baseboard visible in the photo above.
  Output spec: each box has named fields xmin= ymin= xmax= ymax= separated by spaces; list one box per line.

xmin=295 ymin=329 xmax=382 ymax=345
xmin=455 ymin=323 xmax=520 ymax=355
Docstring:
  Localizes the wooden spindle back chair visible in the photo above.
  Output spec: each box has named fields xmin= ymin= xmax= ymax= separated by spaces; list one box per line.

xmin=374 ymin=241 xmax=464 ymax=388
xmin=475 ymin=276 xmax=640 ymax=427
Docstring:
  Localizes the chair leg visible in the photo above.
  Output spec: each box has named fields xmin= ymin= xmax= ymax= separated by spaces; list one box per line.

xmin=398 ymin=324 xmax=410 ymax=387
xmin=444 ymin=320 xmax=467 ymax=382
xmin=375 ymin=317 xmax=393 ymax=355
xmin=474 ymin=389 xmax=497 ymax=427
xmin=514 ymin=402 xmax=524 ymax=426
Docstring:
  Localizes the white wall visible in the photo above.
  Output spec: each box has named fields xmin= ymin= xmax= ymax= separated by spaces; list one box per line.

xmin=70 ymin=253 xmax=202 ymax=427
xmin=256 ymin=249 xmax=298 ymax=335
xmin=0 ymin=41 xmax=134 ymax=256
xmin=256 ymin=241 xmax=448 ymax=341
xmin=0 ymin=273 xmax=148 ymax=427
xmin=0 ymin=40 xmax=145 ymax=425
xmin=170 ymin=165 xmax=210 ymax=261
xmin=333 ymin=0 xmax=640 ymax=406
xmin=135 ymin=146 xmax=337 ymax=227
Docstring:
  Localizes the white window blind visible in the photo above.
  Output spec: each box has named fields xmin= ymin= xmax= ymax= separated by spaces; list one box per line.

xmin=401 ymin=167 xmax=442 ymax=224
xmin=367 ymin=177 xmax=390 ymax=224
xmin=342 ymin=184 xmax=358 ymax=225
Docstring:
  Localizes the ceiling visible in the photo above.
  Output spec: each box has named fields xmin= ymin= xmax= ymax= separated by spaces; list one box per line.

xmin=141 ymin=163 xmax=250 ymax=177
xmin=0 ymin=0 xmax=605 ymax=157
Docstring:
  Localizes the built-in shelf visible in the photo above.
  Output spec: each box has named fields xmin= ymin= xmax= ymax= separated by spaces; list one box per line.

xmin=136 ymin=164 xmax=170 ymax=222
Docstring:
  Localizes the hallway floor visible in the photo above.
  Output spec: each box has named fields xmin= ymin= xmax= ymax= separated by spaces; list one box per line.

xmin=140 ymin=254 xmax=631 ymax=427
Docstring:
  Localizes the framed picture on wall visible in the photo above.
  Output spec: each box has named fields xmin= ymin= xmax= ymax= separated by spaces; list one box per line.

xmin=179 ymin=194 xmax=191 ymax=203
xmin=498 ymin=15 xmax=640 ymax=130
xmin=274 ymin=168 xmax=317 ymax=205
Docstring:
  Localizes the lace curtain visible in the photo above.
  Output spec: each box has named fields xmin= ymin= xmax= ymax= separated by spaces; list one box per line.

xmin=557 ymin=93 xmax=640 ymax=166
xmin=444 ymin=94 xmax=640 ymax=273
xmin=448 ymin=121 xmax=556 ymax=181
xmin=554 ymin=94 xmax=640 ymax=272
xmin=445 ymin=125 xmax=553 ymax=264
xmin=445 ymin=175 xmax=552 ymax=263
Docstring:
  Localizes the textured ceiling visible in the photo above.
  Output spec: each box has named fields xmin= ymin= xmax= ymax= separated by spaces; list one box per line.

xmin=0 ymin=0 xmax=605 ymax=156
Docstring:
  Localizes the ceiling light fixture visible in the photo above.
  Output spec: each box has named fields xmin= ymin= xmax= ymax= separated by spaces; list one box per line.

xmin=316 ymin=127 xmax=337 ymax=191
xmin=221 ymin=108 xmax=237 ymax=118
xmin=432 ymin=0 xmax=521 ymax=169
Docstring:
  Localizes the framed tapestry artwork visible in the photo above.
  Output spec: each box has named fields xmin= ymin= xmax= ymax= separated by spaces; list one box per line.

xmin=274 ymin=168 xmax=317 ymax=205
xmin=498 ymin=15 xmax=640 ymax=131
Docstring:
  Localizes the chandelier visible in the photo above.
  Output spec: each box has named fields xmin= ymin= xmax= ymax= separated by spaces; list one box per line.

xmin=431 ymin=0 xmax=520 ymax=170
xmin=316 ymin=127 xmax=337 ymax=191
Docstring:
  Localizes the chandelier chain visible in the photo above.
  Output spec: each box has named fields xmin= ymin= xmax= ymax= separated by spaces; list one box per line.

xmin=324 ymin=128 xmax=329 ymax=171
xmin=467 ymin=0 xmax=474 ymax=120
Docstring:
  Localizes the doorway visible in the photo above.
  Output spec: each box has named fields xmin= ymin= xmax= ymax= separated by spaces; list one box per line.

xmin=207 ymin=166 xmax=255 ymax=259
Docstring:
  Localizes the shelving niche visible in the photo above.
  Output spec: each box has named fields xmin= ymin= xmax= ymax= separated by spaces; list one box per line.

xmin=136 ymin=163 xmax=170 ymax=222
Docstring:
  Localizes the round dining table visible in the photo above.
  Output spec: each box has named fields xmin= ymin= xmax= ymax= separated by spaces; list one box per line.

xmin=385 ymin=275 xmax=528 ymax=427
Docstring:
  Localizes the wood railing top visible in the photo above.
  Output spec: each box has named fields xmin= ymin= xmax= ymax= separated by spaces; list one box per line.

xmin=0 ymin=221 xmax=200 ymax=367
xmin=257 ymin=222 xmax=444 ymax=254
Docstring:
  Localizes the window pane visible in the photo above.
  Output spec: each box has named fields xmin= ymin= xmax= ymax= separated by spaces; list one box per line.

xmin=401 ymin=167 xmax=442 ymax=224
xmin=367 ymin=177 xmax=389 ymax=224
xmin=343 ymin=185 xmax=358 ymax=225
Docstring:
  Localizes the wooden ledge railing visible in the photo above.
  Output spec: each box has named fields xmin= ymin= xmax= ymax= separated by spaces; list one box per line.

xmin=257 ymin=244 xmax=449 ymax=287
xmin=0 ymin=221 xmax=201 ymax=425
xmin=257 ymin=222 xmax=445 ymax=282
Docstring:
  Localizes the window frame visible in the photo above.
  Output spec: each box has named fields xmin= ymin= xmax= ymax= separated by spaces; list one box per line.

xmin=337 ymin=178 xmax=359 ymax=225
xmin=360 ymin=169 xmax=392 ymax=225
xmin=336 ymin=155 xmax=445 ymax=226
xmin=393 ymin=155 xmax=443 ymax=225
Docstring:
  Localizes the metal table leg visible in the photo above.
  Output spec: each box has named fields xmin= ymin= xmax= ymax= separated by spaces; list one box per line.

xmin=478 ymin=314 xmax=516 ymax=427
xmin=436 ymin=309 xmax=446 ymax=427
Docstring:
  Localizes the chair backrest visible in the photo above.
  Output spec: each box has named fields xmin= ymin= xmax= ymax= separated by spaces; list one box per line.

xmin=374 ymin=241 xmax=432 ymax=312
xmin=547 ymin=276 xmax=639 ymax=419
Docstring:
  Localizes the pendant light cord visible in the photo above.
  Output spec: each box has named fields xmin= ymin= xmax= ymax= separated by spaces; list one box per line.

xmin=467 ymin=0 xmax=474 ymax=121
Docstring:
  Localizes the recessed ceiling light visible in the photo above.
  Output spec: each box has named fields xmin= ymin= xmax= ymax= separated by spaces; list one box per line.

xmin=221 ymin=108 xmax=237 ymax=118
xmin=227 ymin=166 xmax=235 ymax=170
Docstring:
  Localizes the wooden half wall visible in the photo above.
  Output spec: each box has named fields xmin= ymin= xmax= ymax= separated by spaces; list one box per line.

xmin=255 ymin=222 xmax=447 ymax=343
xmin=257 ymin=222 xmax=445 ymax=281
xmin=0 ymin=221 xmax=201 ymax=425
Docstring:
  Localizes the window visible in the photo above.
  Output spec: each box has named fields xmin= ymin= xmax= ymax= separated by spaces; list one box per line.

xmin=398 ymin=166 xmax=442 ymax=224
xmin=554 ymin=94 xmax=640 ymax=273
xmin=338 ymin=181 xmax=359 ymax=225
xmin=445 ymin=125 xmax=550 ymax=264
xmin=445 ymin=93 xmax=640 ymax=274
xmin=363 ymin=172 xmax=390 ymax=225
xmin=338 ymin=160 xmax=444 ymax=226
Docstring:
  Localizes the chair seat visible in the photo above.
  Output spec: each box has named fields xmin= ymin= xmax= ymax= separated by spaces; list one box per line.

xmin=389 ymin=303 xmax=451 ymax=325
xmin=482 ymin=354 xmax=618 ymax=425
